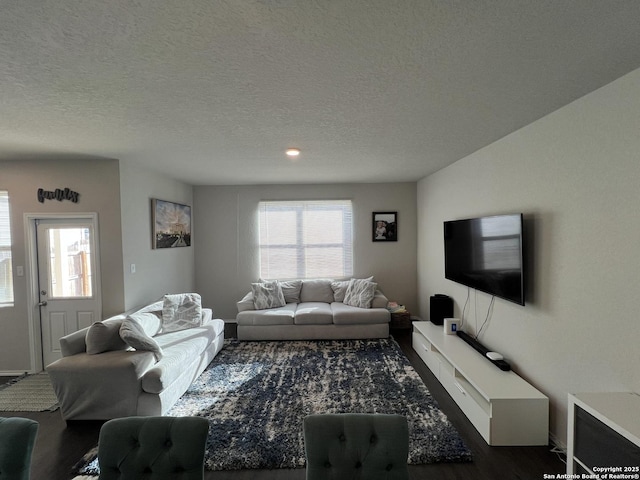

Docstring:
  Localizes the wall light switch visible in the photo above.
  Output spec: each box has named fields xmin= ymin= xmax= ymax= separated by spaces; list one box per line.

xmin=16 ymin=266 xmax=24 ymax=277
xmin=130 ymin=264 xmax=136 ymax=274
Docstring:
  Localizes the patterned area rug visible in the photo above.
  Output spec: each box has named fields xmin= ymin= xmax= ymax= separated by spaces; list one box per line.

xmin=0 ymin=372 xmax=59 ymax=412
xmin=75 ymin=338 xmax=471 ymax=474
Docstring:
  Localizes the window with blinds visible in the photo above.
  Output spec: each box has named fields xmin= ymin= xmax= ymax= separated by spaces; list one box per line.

xmin=259 ymin=200 xmax=353 ymax=280
xmin=0 ymin=191 xmax=14 ymax=307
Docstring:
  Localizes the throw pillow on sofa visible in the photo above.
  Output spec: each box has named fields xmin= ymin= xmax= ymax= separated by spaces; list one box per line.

xmin=162 ymin=293 xmax=203 ymax=333
xmin=331 ymin=280 xmax=349 ymax=302
xmin=252 ymin=281 xmax=286 ymax=309
xmin=85 ymin=320 xmax=128 ymax=354
xmin=332 ymin=276 xmax=374 ymax=302
xmin=128 ymin=309 xmax=163 ymax=337
xmin=279 ymin=280 xmax=302 ymax=304
xmin=343 ymin=278 xmax=378 ymax=309
xmin=119 ymin=317 xmax=164 ymax=361
xmin=259 ymin=279 xmax=302 ymax=303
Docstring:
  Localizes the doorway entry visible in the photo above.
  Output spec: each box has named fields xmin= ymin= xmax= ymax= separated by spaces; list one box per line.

xmin=26 ymin=214 xmax=102 ymax=370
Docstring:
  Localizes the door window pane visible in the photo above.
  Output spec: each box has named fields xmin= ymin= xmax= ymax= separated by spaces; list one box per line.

xmin=48 ymin=227 xmax=93 ymax=298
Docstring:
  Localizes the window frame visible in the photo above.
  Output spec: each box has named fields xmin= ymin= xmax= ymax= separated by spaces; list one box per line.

xmin=258 ymin=200 xmax=353 ymax=280
xmin=0 ymin=190 xmax=14 ymax=307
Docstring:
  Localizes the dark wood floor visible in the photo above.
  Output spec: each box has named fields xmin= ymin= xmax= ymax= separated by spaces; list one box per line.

xmin=1 ymin=326 xmax=566 ymax=480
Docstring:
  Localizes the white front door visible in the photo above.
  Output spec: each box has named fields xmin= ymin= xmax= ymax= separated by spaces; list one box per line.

xmin=36 ymin=218 xmax=101 ymax=367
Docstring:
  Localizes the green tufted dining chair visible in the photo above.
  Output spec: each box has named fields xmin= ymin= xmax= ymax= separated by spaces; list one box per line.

xmin=303 ymin=413 xmax=409 ymax=480
xmin=0 ymin=417 xmax=39 ymax=480
xmin=97 ymin=416 xmax=209 ymax=480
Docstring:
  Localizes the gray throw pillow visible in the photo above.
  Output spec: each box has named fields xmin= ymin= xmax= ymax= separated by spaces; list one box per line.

xmin=162 ymin=293 xmax=203 ymax=333
xmin=252 ymin=281 xmax=286 ymax=309
xmin=300 ymin=279 xmax=334 ymax=303
xmin=279 ymin=280 xmax=303 ymax=303
xmin=128 ymin=310 xmax=163 ymax=337
xmin=85 ymin=320 xmax=127 ymax=354
xmin=331 ymin=280 xmax=349 ymax=302
xmin=119 ymin=317 xmax=163 ymax=361
xmin=343 ymin=278 xmax=378 ymax=309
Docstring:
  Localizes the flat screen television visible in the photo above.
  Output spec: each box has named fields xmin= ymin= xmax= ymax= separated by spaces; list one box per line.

xmin=444 ymin=214 xmax=525 ymax=305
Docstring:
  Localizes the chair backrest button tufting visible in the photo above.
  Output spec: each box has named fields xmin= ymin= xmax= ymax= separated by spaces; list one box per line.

xmin=338 ymin=433 xmax=346 ymax=442
xmin=370 ymin=434 xmax=377 ymax=443
xmin=386 ymin=463 xmax=393 ymax=471
xmin=325 ymin=461 xmax=332 ymax=468
xmin=355 ymin=461 xmax=362 ymax=468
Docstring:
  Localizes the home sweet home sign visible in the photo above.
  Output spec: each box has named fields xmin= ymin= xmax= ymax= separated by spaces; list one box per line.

xmin=37 ymin=187 xmax=80 ymax=203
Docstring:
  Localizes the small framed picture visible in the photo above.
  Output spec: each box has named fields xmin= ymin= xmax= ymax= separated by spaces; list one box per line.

xmin=372 ymin=212 xmax=397 ymax=242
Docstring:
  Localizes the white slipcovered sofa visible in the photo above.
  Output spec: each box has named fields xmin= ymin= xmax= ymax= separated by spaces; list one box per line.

xmin=236 ymin=278 xmax=390 ymax=341
xmin=47 ymin=294 xmax=225 ymax=421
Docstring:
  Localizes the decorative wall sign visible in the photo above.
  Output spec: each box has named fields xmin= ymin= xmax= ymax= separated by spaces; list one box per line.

xmin=37 ymin=187 xmax=80 ymax=203
xmin=372 ymin=211 xmax=398 ymax=242
xmin=152 ymin=198 xmax=192 ymax=248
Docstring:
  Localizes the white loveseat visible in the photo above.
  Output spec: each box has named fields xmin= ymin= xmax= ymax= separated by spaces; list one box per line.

xmin=236 ymin=278 xmax=390 ymax=341
xmin=47 ymin=295 xmax=225 ymax=421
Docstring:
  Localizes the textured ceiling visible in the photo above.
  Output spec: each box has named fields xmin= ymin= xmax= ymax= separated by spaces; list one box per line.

xmin=2 ymin=1 xmax=640 ymax=185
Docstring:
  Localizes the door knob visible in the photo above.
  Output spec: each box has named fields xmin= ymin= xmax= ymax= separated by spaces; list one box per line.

xmin=38 ymin=301 xmax=48 ymax=307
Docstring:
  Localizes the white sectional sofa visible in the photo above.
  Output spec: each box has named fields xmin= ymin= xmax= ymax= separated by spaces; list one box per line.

xmin=47 ymin=295 xmax=225 ymax=421
xmin=236 ymin=278 xmax=391 ymax=341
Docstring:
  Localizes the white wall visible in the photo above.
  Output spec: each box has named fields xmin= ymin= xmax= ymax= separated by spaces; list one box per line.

xmin=194 ymin=183 xmax=417 ymax=320
xmin=119 ymin=160 xmax=195 ymax=310
xmin=417 ymin=68 xmax=640 ymax=445
xmin=0 ymin=158 xmax=125 ymax=373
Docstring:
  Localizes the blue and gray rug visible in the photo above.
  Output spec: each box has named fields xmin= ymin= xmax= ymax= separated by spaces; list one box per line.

xmin=76 ymin=338 xmax=471 ymax=473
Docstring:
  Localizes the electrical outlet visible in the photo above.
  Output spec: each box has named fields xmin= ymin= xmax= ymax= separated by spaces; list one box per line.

xmin=130 ymin=264 xmax=136 ymax=274
xmin=16 ymin=266 xmax=24 ymax=277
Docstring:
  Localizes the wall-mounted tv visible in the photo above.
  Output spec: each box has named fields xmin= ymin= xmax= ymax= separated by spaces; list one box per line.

xmin=444 ymin=214 xmax=525 ymax=305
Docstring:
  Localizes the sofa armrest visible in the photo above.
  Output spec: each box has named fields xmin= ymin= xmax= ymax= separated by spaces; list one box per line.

xmin=60 ymin=328 xmax=89 ymax=357
xmin=236 ymin=292 xmax=255 ymax=312
xmin=371 ymin=289 xmax=389 ymax=309
xmin=201 ymin=307 xmax=213 ymax=323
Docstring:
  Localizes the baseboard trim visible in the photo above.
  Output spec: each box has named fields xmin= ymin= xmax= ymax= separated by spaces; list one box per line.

xmin=0 ymin=370 xmax=32 ymax=377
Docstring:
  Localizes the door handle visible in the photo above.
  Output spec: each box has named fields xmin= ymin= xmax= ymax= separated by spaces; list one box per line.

xmin=38 ymin=301 xmax=48 ymax=307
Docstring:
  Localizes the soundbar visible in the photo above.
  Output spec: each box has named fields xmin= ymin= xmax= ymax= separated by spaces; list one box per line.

xmin=456 ymin=331 xmax=511 ymax=371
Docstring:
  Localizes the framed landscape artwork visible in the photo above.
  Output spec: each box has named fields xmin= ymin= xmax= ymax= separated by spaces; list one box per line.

xmin=152 ymin=198 xmax=192 ymax=248
xmin=372 ymin=211 xmax=397 ymax=242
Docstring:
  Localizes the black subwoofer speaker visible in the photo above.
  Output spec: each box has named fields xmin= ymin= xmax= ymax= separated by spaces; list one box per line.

xmin=430 ymin=294 xmax=453 ymax=325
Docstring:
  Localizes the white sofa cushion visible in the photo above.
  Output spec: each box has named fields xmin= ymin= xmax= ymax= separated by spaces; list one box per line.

xmin=237 ymin=304 xmax=296 ymax=326
xmin=142 ymin=314 xmax=223 ymax=394
xmin=331 ymin=302 xmax=390 ymax=325
xmin=300 ymin=279 xmax=334 ymax=303
xmin=294 ymin=302 xmax=333 ymax=325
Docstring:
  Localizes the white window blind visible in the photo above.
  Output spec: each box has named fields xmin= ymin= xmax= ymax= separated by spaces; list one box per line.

xmin=259 ymin=200 xmax=353 ymax=279
xmin=0 ymin=191 xmax=14 ymax=306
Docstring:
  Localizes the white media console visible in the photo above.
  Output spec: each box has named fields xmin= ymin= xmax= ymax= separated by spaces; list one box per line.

xmin=412 ymin=321 xmax=549 ymax=446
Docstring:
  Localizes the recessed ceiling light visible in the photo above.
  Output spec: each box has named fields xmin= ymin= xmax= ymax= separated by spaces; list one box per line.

xmin=286 ymin=148 xmax=301 ymax=157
